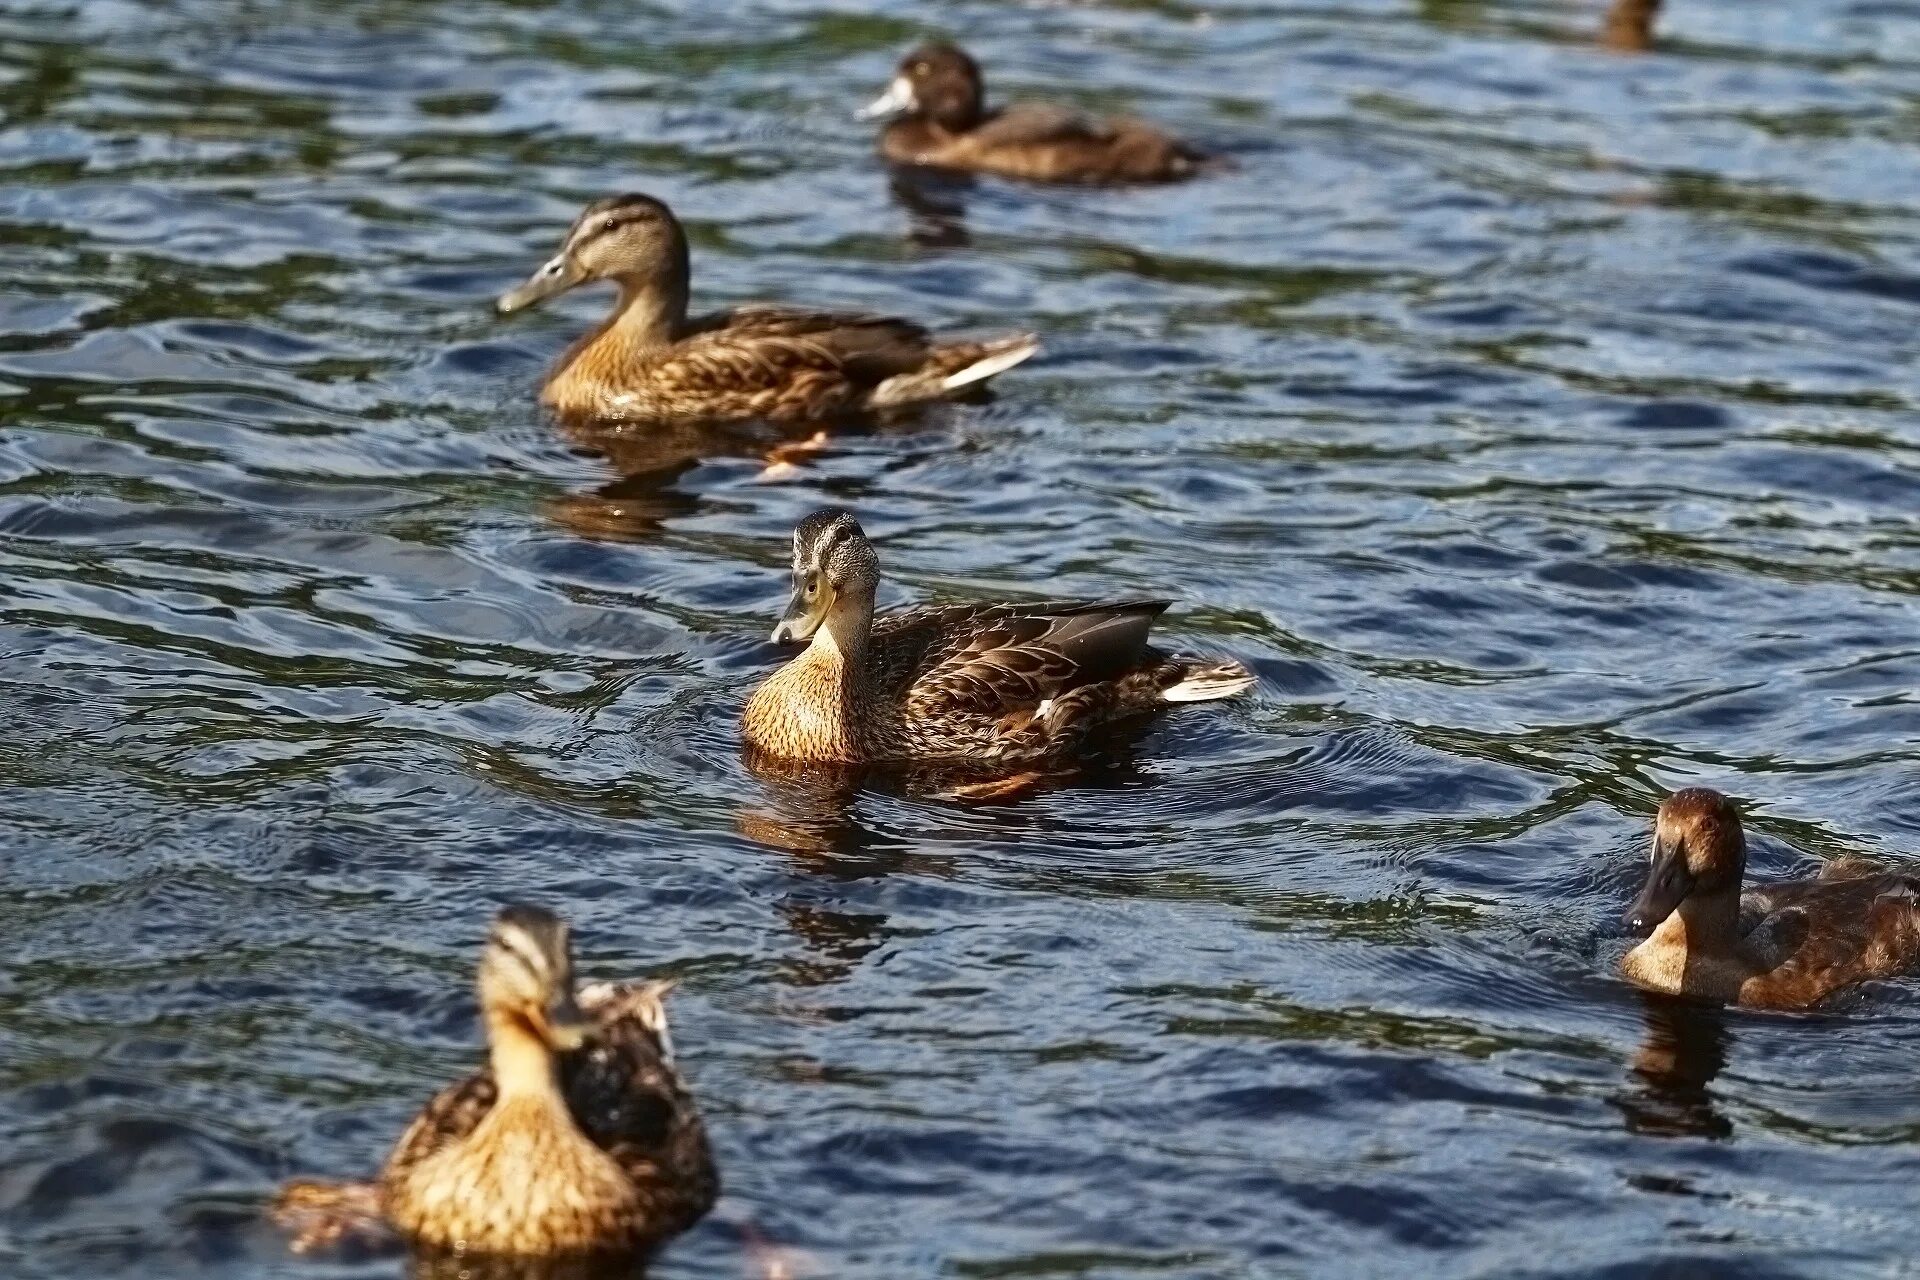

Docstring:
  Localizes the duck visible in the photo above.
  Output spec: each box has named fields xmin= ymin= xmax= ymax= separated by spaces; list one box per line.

xmin=1601 ymin=0 xmax=1662 ymax=53
xmin=272 ymin=904 xmax=717 ymax=1259
xmin=741 ymin=508 xmax=1256 ymax=765
xmin=859 ymin=42 xmax=1217 ymax=185
xmin=1621 ymin=788 xmax=1920 ymax=1010
xmin=495 ymin=193 xmax=1037 ymax=424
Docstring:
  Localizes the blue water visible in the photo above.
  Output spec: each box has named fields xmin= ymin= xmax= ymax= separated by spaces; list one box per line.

xmin=2 ymin=1 xmax=1919 ymax=1276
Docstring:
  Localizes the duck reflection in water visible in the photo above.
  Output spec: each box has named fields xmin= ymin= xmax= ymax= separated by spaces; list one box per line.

xmin=740 ymin=717 xmax=1162 ymax=858
xmin=547 ymin=417 xmax=857 ymax=541
xmin=406 ymin=1250 xmax=648 ymax=1280
xmin=407 ymin=1231 xmax=816 ymax=1280
xmin=1612 ymin=994 xmax=1733 ymax=1140
xmin=736 ymin=749 xmax=1044 ymax=864
xmin=887 ymin=166 xmax=973 ymax=250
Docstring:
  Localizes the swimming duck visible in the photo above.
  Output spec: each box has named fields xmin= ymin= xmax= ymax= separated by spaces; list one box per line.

xmin=860 ymin=43 xmax=1216 ymax=185
xmin=1621 ymin=788 xmax=1920 ymax=1010
xmin=273 ymin=905 xmax=716 ymax=1258
xmin=741 ymin=508 xmax=1256 ymax=765
xmin=1601 ymin=0 xmax=1662 ymax=53
xmin=496 ymin=193 xmax=1037 ymax=424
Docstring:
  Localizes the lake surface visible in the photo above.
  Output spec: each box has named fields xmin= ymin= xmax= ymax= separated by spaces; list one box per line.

xmin=2 ymin=0 xmax=1919 ymax=1276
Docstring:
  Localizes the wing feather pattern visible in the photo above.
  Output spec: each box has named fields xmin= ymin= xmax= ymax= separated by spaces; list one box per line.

xmin=883 ymin=599 xmax=1171 ymax=722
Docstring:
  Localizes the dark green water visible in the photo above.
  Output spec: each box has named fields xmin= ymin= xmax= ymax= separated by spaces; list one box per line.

xmin=2 ymin=1 xmax=1918 ymax=1276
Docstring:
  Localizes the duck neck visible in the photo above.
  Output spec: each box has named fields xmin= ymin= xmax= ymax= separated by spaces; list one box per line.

xmin=807 ymin=598 xmax=873 ymax=721
xmin=556 ymin=272 xmax=690 ymax=390
xmin=1673 ymin=888 xmax=1743 ymax=957
xmin=484 ymin=1009 xmax=566 ymax=1108
xmin=604 ymin=272 xmax=688 ymax=349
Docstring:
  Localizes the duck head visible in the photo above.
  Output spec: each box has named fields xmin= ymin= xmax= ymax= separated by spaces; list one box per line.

xmin=859 ymin=42 xmax=986 ymax=132
xmin=496 ymin=193 xmax=691 ymax=316
xmin=1628 ymin=788 xmax=1746 ymax=935
xmin=772 ymin=508 xmax=880 ymax=645
xmin=478 ymin=903 xmax=592 ymax=1054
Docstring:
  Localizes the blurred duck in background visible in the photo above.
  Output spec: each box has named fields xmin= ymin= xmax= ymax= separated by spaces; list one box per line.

xmin=860 ymin=42 xmax=1219 ymax=184
xmin=1601 ymin=0 xmax=1662 ymax=53
xmin=272 ymin=905 xmax=716 ymax=1261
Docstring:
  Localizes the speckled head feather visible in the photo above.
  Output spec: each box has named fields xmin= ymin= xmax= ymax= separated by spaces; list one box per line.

xmin=563 ymin=193 xmax=680 ymax=255
xmin=793 ymin=508 xmax=877 ymax=587
xmin=497 ymin=192 xmax=689 ymax=316
xmin=770 ymin=509 xmax=881 ymax=645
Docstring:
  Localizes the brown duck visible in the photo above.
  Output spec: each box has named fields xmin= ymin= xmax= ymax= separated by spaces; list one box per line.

xmin=860 ymin=43 xmax=1216 ymax=185
xmin=497 ymin=193 xmax=1038 ymax=423
xmin=272 ymin=905 xmax=716 ymax=1259
xmin=741 ymin=508 xmax=1256 ymax=765
xmin=1601 ymin=0 xmax=1662 ymax=53
xmin=1621 ymin=788 xmax=1920 ymax=1010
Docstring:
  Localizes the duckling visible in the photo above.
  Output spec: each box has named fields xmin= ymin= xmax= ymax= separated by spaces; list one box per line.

xmin=496 ymin=193 xmax=1038 ymax=424
xmin=742 ymin=508 xmax=1255 ymax=765
xmin=272 ymin=905 xmax=716 ymax=1258
xmin=1621 ymin=788 xmax=1920 ymax=1010
xmin=860 ymin=42 xmax=1216 ymax=185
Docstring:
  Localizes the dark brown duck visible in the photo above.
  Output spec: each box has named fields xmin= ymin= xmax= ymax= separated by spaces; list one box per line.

xmin=497 ymin=193 xmax=1037 ymax=423
xmin=860 ymin=42 xmax=1216 ymax=185
xmin=1621 ymin=788 xmax=1920 ymax=1010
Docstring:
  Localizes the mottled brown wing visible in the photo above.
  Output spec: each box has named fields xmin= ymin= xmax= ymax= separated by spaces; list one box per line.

xmin=565 ymin=983 xmax=719 ymax=1230
xmin=1749 ymin=872 xmax=1902 ymax=918
xmin=382 ymin=1070 xmax=497 ymax=1179
xmin=665 ymin=306 xmax=936 ymax=390
xmin=714 ymin=306 xmax=932 ymax=347
xmin=899 ymin=599 xmax=1169 ymax=721
xmin=970 ymin=102 xmax=1114 ymax=148
xmin=1751 ymin=873 xmax=1920 ymax=988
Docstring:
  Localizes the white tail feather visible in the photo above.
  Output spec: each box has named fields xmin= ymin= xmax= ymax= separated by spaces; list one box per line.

xmin=1161 ymin=669 xmax=1256 ymax=703
xmin=941 ymin=337 xmax=1040 ymax=390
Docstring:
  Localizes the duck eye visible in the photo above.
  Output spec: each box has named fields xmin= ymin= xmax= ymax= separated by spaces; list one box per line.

xmin=601 ymin=216 xmax=618 ymax=232
xmin=805 ymin=578 xmax=819 ymax=598
xmin=913 ymin=61 xmax=929 ymax=75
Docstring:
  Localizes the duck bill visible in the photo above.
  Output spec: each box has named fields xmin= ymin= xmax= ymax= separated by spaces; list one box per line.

xmin=857 ymin=75 xmax=916 ymax=120
xmin=1626 ymin=839 xmax=1695 ymax=935
xmin=770 ymin=582 xmax=830 ymax=644
xmin=541 ymin=989 xmax=592 ymax=1052
xmin=496 ymin=253 xmax=584 ymax=315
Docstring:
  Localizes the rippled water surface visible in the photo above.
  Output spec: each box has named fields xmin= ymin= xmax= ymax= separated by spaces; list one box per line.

xmin=4 ymin=0 xmax=1920 ymax=1275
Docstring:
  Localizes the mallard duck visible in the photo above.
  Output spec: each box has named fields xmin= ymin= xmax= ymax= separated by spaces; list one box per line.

xmin=1622 ymin=789 xmax=1920 ymax=1010
xmin=272 ymin=905 xmax=716 ymax=1258
xmin=860 ymin=43 xmax=1216 ymax=185
xmin=496 ymin=193 xmax=1037 ymax=423
xmin=741 ymin=508 xmax=1256 ymax=764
